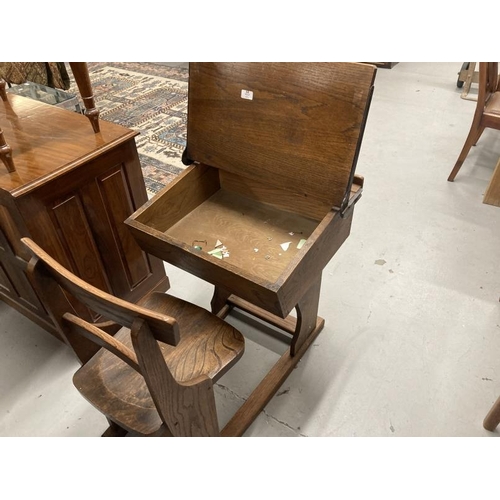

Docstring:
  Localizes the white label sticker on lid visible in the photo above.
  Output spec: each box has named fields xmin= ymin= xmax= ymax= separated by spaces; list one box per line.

xmin=241 ymin=89 xmax=253 ymax=100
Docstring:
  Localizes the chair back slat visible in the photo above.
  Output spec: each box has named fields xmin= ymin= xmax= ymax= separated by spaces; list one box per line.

xmin=63 ymin=312 xmax=141 ymax=372
xmin=22 ymin=237 xmax=179 ymax=346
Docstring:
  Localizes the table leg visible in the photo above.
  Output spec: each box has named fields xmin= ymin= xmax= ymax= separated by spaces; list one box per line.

xmin=0 ymin=127 xmax=15 ymax=173
xmin=69 ymin=62 xmax=100 ymax=133
xmin=0 ymin=79 xmax=7 ymax=101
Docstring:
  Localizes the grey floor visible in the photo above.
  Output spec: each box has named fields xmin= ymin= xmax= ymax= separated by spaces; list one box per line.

xmin=1 ymin=62 xmax=500 ymax=437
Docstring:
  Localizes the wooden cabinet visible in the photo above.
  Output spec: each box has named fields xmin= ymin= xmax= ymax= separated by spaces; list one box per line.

xmin=0 ymin=94 xmax=169 ymax=338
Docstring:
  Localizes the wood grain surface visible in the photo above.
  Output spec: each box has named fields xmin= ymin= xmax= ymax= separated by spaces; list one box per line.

xmin=167 ymin=189 xmax=319 ymax=283
xmin=184 ymin=62 xmax=376 ymax=210
xmin=0 ymin=94 xmax=136 ymax=195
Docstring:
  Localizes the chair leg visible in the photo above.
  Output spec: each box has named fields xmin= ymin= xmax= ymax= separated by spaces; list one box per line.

xmin=473 ymin=125 xmax=485 ymax=146
xmin=483 ymin=396 xmax=500 ymax=432
xmin=448 ymin=123 xmax=483 ymax=182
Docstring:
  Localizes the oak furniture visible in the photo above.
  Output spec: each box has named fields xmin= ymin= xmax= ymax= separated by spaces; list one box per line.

xmin=126 ymin=62 xmax=376 ymax=436
xmin=23 ymin=237 xmax=244 ymax=437
xmin=448 ymin=62 xmax=500 ymax=182
xmin=0 ymin=93 xmax=168 ymax=339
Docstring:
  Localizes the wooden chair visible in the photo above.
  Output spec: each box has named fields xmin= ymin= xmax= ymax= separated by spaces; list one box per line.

xmin=22 ymin=237 xmax=245 ymax=437
xmin=484 ymin=396 xmax=500 ymax=432
xmin=448 ymin=62 xmax=500 ymax=182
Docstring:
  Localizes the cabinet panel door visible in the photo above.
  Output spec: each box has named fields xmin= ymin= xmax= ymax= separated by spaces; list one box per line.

xmin=80 ymin=162 xmax=152 ymax=295
xmin=51 ymin=193 xmax=112 ymax=294
xmin=0 ymin=226 xmax=47 ymax=316
xmin=10 ymin=138 xmax=167 ymax=329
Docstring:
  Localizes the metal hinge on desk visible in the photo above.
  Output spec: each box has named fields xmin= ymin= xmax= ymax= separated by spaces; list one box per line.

xmin=338 ymin=174 xmax=364 ymax=218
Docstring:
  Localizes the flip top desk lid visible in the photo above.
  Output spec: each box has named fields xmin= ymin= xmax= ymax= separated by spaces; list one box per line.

xmin=183 ymin=62 xmax=376 ymax=213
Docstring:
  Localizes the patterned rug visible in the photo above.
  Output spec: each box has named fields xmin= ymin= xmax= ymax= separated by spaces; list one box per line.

xmin=68 ymin=63 xmax=189 ymax=197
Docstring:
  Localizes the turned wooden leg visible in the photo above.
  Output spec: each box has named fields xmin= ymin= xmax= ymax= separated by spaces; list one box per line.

xmin=0 ymin=78 xmax=7 ymax=101
xmin=483 ymin=396 xmax=500 ymax=432
xmin=0 ymin=127 xmax=15 ymax=173
xmin=69 ymin=62 xmax=100 ymax=133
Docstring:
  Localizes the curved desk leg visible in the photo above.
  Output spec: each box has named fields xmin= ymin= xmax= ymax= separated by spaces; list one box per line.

xmin=211 ymin=285 xmax=233 ymax=317
xmin=214 ymin=276 xmax=324 ymax=436
xmin=0 ymin=127 xmax=15 ymax=173
xmin=0 ymin=79 xmax=7 ymax=101
xmin=292 ymin=275 xmax=322 ymax=355
xmin=69 ymin=62 xmax=100 ymax=133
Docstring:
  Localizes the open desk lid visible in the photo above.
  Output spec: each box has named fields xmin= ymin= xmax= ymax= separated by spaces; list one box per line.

xmin=182 ymin=62 xmax=376 ymax=213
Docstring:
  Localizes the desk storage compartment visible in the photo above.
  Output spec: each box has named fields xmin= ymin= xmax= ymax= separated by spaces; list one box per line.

xmin=127 ymin=62 xmax=375 ymax=318
xmin=127 ymin=162 xmax=361 ymax=318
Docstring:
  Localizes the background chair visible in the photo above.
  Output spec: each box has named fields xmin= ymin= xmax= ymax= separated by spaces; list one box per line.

xmin=448 ymin=62 xmax=500 ymax=182
xmin=23 ymin=237 xmax=244 ymax=437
